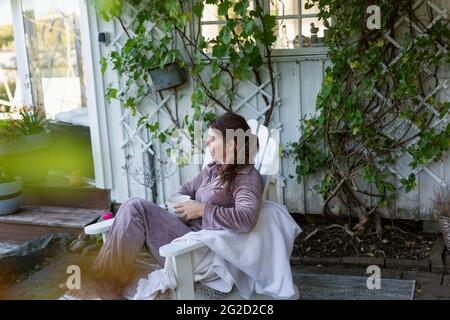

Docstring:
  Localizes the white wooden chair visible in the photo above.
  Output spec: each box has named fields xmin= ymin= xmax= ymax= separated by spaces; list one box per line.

xmin=85 ymin=119 xmax=293 ymax=300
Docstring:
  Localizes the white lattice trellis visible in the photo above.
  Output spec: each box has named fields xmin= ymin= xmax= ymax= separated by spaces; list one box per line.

xmin=105 ymin=1 xmax=285 ymax=203
xmin=370 ymin=0 xmax=449 ymax=192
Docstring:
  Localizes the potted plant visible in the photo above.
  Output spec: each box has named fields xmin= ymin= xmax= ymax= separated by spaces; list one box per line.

xmin=0 ymin=107 xmax=51 ymax=183
xmin=15 ymin=107 xmax=50 ymax=149
xmin=431 ymin=186 xmax=450 ymax=250
xmin=0 ymin=164 xmax=22 ymax=215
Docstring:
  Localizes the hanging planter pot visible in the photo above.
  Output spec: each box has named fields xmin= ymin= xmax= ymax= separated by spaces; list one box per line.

xmin=0 ymin=177 xmax=22 ymax=215
xmin=149 ymin=63 xmax=187 ymax=92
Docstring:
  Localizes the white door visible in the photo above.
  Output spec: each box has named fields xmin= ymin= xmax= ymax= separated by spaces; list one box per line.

xmin=3 ymin=0 xmax=113 ymax=190
xmin=0 ymin=0 xmax=32 ymax=113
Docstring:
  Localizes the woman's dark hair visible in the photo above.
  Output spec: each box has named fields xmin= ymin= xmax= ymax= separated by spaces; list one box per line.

xmin=209 ymin=112 xmax=259 ymax=191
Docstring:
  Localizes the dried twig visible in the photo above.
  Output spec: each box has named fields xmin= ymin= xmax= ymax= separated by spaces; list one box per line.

xmin=303 ymin=228 xmax=319 ymax=242
xmin=324 ymin=224 xmax=355 ymax=237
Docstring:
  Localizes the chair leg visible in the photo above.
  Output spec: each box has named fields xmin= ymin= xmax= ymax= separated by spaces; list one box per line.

xmin=102 ymin=231 xmax=109 ymax=243
xmin=172 ymin=252 xmax=196 ymax=300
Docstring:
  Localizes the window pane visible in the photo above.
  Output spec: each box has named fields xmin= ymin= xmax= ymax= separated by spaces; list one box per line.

xmin=202 ymin=1 xmax=255 ymax=22
xmin=201 ymin=24 xmax=223 ymax=53
xmin=273 ymin=18 xmax=299 ymax=49
xmin=0 ymin=0 xmax=21 ymax=115
xmin=270 ymin=0 xmax=298 ymax=16
xmin=21 ymin=0 xmax=86 ymax=119
xmin=301 ymin=0 xmax=320 ymax=14
xmin=202 ymin=4 xmax=222 ymax=22
xmin=301 ymin=17 xmax=328 ymax=47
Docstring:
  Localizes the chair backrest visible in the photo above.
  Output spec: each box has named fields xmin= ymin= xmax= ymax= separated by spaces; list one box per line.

xmin=202 ymin=119 xmax=279 ymax=200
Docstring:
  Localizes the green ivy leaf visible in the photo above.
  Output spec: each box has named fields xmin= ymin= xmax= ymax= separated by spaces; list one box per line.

xmin=158 ymin=132 xmax=167 ymax=144
xmin=192 ymin=1 xmax=204 ymax=17
xmin=242 ymin=19 xmax=256 ymax=35
xmin=146 ymin=121 xmax=159 ymax=132
xmin=234 ymin=0 xmax=249 ymax=16
xmin=262 ymin=15 xmax=276 ymax=31
xmin=198 ymin=37 xmax=208 ymax=50
xmin=100 ymin=57 xmax=108 ymax=75
xmin=210 ymin=75 xmax=221 ymax=91
xmin=106 ymin=87 xmax=118 ymax=103
xmin=261 ymin=31 xmax=277 ymax=46
xmin=304 ymin=1 xmax=315 ymax=10
xmin=218 ymin=0 xmax=232 ymax=16
xmin=212 ymin=43 xmax=228 ymax=58
xmin=93 ymin=0 xmax=123 ymax=21
xmin=243 ymin=42 xmax=255 ymax=54
xmin=221 ymin=27 xmax=232 ymax=44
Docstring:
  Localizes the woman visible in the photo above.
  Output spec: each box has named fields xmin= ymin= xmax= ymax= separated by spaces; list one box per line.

xmin=68 ymin=112 xmax=263 ymax=299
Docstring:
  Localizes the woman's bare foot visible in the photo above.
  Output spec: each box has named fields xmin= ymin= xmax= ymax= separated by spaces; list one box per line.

xmin=65 ymin=280 xmax=123 ymax=300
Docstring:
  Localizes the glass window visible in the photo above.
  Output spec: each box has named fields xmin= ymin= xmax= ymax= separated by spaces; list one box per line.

xmin=271 ymin=0 xmax=329 ymax=49
xmin=21 ymin=0 xmax=86 ymax=119
xmin=199 ymin=1 xmax=254 ymax=53
xmin=199 ymin=0 xmax=329 ymax=52
xmin=0 ymin=0 xmax=22 ymax=116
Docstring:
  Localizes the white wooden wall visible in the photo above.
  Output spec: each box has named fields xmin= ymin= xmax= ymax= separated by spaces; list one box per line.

xmin=88 ymin=0 xmax=450 ymax=221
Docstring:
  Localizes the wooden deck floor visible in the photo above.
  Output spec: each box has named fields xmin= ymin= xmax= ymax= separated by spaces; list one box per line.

xmin=0 ymin=206 xmax=104 ymax=242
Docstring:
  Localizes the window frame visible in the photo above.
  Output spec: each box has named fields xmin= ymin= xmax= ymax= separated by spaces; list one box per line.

xmin=195 ymin=0 xmax=330 ymax=59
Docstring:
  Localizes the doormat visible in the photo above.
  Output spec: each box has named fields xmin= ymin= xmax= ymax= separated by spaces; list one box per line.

xmin=294 ymin=272 xmax=415 ymax=300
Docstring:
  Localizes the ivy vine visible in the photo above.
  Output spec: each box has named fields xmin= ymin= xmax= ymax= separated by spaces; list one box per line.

xmin=289 ymin=0 xmax=450 ymax=235
xmin=93 ymin=0 xmax=278 ymax=164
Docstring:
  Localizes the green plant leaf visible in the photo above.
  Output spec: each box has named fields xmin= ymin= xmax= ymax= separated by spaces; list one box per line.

xmin=234 ymin=0 xmax=249 ymax=16
xmin=100 ymin=57 xmax=108 ymax=75
xmin=218 ymin=0 xmax=232 ymax=16
xmin=193 ymin=1 xmax=204 ymax=16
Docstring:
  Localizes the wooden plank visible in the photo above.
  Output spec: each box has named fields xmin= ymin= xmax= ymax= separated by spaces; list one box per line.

xmin=419 ymin=160 xmax=445 ymax=220
xmin=156 ymin=91 xmax=182 ymax=204
xmin=100 ymin=18 xmax=131 ymax=204
xmin=80 ymin=0 xmax=114 ymax=190
xmin=0 ymin=206 xmax=102 ymax=228
xmin=278 ymin=60 xmax=304 ymax=213
xmin=394 ymin=154 xmax=420 ymax=220
xmin=22 ymin=186 xmax=109 ymax=209
xmin=0 ymin=223 xmax=82 ymax=242
xmin=300 ymin=59 xmax=325 ymax=215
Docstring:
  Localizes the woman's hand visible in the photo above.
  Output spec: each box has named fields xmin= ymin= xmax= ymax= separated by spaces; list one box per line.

xmin=175 ymin=200 xmax=206 ymax=221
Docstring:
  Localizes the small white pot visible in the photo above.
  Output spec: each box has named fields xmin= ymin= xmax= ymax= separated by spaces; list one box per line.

xmin=0 ymin=177 xmax=22 ymax=215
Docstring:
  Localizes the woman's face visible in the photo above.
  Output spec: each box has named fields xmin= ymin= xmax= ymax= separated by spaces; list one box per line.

xmin=206 ymin=128 xmax=234 ymax=164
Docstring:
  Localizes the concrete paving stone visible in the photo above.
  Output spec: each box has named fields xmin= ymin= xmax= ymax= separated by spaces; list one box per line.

xmin=444 ymin=253 xmax=450 ymax=274
xmin=414 ymin=292 xmax=436 ymax=300
xmin=3 ymin=250 xmax=450 ymax=300
xmin=401 ymin=271 xmax=442 ymax=289
xmin=315 ymin=266 xmax=366 ymax=276
xmin=292 ymin=265 xmax=328 ymax=274
xmin=301 ymin=256 xmax=342 ymax=267
xmin=379 ymin=268 xmax=403 ymax=280
xmin=290 ymin=257 xmax=302 ymax=266
xmin=430 ymin=238 xmax=445 ymax=273
xmin=433 ymin=288 xmax=450 ymax=298
xmin=385 ymin=258 xmax=431 ymax=272
xmin=342 ymin=256 xmax=385 ymax=268
xmin=440 ymin=274 xmax=450 ymax=287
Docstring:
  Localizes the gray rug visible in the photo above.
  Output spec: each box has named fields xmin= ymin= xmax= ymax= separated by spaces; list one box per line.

xmin=294 ymin=272 xmax=415 ymax=300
